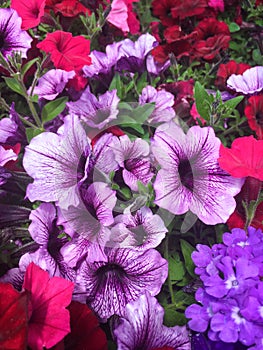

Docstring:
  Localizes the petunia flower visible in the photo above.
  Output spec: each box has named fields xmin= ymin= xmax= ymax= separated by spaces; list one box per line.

xmin=151 ymin=122 xmax=244 ymax=225
xmin=227 ymin=66 xmax=263 ymax=95
xmin=23 ymin=115 xmax=91 ymax=208
xmin=23 ymin=262 xmax=74 ymax=350
xmin=52 ymin=0 xmax=90 ymax=17
xmin=215 ymin=60 xmax=251 ymax=90
xmin=218 ymin=136 xmax=263 ymax=180
xmin=37 ymin=30 xmax=91 ymax=72
xmin=107 ymin=0 xmax=140 ymax=34
xmin=139 ymin=85 xmax=175 ymax=124
xmin=0 ymin=8 xmax=32 ymax=60
xmin=28 ymin=69 xmax=75 ymax=100
xmin=0 ymin=104 xmax=26 ymax=145
xmin=10 ymin=0 xmax=46 ymax=30
xmin=67 ymin=87 xmax=120 ymax=129
xmin=110 ymin=207 xmax=167 ymax=250
xmin=113 ymin=292 xmax=191 ymax=350
xmin=75 ymin=245 xmax=168 ymax=319
xmin=0 ymin=283 xmax=27 ymax=350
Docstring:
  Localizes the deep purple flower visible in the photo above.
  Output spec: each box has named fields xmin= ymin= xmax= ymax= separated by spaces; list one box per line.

xmin=109 ymin=135 xmax=154 ymax=191
xmin=113 ymin=292 xmax=190 ymax=350
xmin=151 ymin=122 xmax=244 ymax=225
xmin=227 ymin=66 xmax=263 ymax=95
xmin=139 ymin=86 xmax=175 ymax=124
xmin=23 ymin=115 xmax=91 ymax=209
xmin=75 ymin=245 xmax=168 ymax=319
xmin=67 ymin=87 xmax=120 ymax=129
xmin=28 ymin=69 xmax=75 ymax=100
xmin=0 ymin=104 xmax=26 ymax=145
xmin=191 ymin=334 xmax=247 ymax=350
xmin=0 ymin=8 xmax=32 ymax=60
xmin=110 ymin=207 xmax=167 ymax=250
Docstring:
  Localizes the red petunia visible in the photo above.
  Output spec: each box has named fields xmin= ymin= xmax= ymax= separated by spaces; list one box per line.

xmin=244 ymin=95 xmax=263 ymax=140
xmin=152 ymin=0 xmax=177 ymax=26
xmin=215 ymin=60 xmax=251 ymax=90
xmin=107 ymin=0 xmax=140 ymax=34
xmin=171 ymin=0 xmax=208 ymax=20
xmin=0 ymin=283 xmax=27 ymax=350
xmin=52 ymin=0 xmax=90 ymax=17
xmin=37 ymin=31 xmax=91 ymax=72
xmin=218 ymin=136 xmax=263 ymax=180
xmin=193 ymin=18 xmax=230 ymax=61
xmin=23 ymin=262 xmax=74 ymax=350
xmin=11 ymin=0 xmax=46 ymax=29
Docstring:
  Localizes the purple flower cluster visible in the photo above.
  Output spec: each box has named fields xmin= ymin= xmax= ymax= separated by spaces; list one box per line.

xmin=185 ymin=226 xmax=263 ymax=349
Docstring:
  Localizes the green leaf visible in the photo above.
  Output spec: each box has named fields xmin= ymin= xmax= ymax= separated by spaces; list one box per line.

xmin=164 ymin=306 xmax=187 ymax=326
xmin=41 ymin=96 xmax=68 ymax=124
xmin=26 ymin=128 xmax=43 ymax=143
xmin=224 ymin=95 xmax=244 ymax=110
xmin=21 ymin=58 xmax=39 ymax=77
xmin=228 ymin=22 xmax=240 ymax=32
xmin=168 ymin=253 xmax=186 ymax=284
xmin=4 ymin=77 xmax=24 ymax=96
xmin=180 ymin=239 xmax=196 ymax=278
xmin=121 ymin=123 xmax=145 ymax=135
xmin=109 ymin=73 xmax=123 ymax=97
xmin=194 ymin=82 xmax=211 ymax=120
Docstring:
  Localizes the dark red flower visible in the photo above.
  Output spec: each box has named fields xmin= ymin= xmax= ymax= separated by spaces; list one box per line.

xmin=193 ymin=18 xmax=230 ymax=61
xmin=52 ymin=0 xmax=90 ymax=17
xmin=0 ymin=283 xmax=27 ymax=350
xmin=244 ymin=95 xmax=263 ymax=140
xmin=11 ymin=0 xmax=46 ymax=29
xmin=37 ymin=31 xmax=91 ymax=72
xmin=215 ymin=60 xmax=251 ymax=89
xmin=171 ymin=0 xmax=208 ymax=20
xmin=152 ymin=0 xmax=177 ymax=26
xmin=218 ymin=136 xmax=263 ymax=180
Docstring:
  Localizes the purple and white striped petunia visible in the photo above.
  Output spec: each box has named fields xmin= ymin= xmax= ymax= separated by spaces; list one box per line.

xmin=0 ymin=8 xmax=32 ymax=60
xmin=67 ymin=87 xmax=120 ymax=129
xmin=151 ymin=122 xmax=244 ymax=225
xmin=109 ymin=134 xmax=154 ymax=191
xmin=75 ymin=246 xmax=168 ymax=319
xmin=58 ymin=182 xmax=117 ymax=245
xmin=113 ymin=292 xmax=191 ymax=350
xmin=23 ymin=115 xmax=91 ymax=209
xmin=28 ymin=69 xmax=75 ymax=100
xmin=227 ymin=66 xmax=263 ymax=95
xmin=110 ymin=206 xmax=167 ymax=250
xmin=139 ymin=85 xmax=175 ymax=124
xmin=0 ymin=103 xmax=26 ymax=145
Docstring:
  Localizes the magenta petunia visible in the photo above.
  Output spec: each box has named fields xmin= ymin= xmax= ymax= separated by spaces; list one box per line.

xmin=151 ymin=122 xmax=244 ymax=225
xmin=227 ymin=66 xmax=263 ymax=95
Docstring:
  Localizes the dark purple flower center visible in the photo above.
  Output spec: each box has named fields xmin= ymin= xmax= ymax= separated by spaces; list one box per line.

xmin=0 ymin=35 xmax=5 ymax=50
xmin=178 ymin=158 xmax=194 ymax=191
xmin=96 ymin=263 xmax=126 ymax=279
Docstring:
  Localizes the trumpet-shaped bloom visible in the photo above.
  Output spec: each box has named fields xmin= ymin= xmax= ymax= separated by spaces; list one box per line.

xmin=0 ymin=8 xmax=32 ymax=60
xmin=11 ymin=0 xmax=46 ymax=29
xmin=151 ymin=122 xmax=244 ymax=225
xmin=75 ymin=246 xmax=168 ymax=319
xmin=113 ymin=292 xmax=190 ymax=350
xmin=227 ymin=66 xmax=263 ymax=95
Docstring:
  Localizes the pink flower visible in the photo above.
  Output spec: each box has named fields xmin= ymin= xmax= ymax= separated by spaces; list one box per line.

xmin=208 ymin=0 xmax=224 ymax=12
xmin=11 ymin=0 xmax=46 ymax=30
xmin=107 ymin=0 xmax=140 ymax=34
xmin=23 ymin=262 xmax=74 ymax=350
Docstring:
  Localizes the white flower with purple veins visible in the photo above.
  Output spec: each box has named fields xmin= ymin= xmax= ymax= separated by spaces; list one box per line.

xmin=67 ymin=87 xmax=120 ymax=129
xmin=109 ymin=135 xmax=154 ymax=191
xmin=151 ymin=122 xmax=244 ymax=225
xmin=28 ymin=69 xmax=75 ymax=100
xmin=75 ymin=245 xmax=168 ymax=319
xmin=227 ymin=66 xmax=263 ymax=95
xmin=110 ymin=207 xmax=167 ymax=250
xmin=23 ymin=115 xmax=91 ymax=209
xmin=139 ymin=85 xmax=175 ymax=124
xmin=0 ymin=8 xmax=32 ymax=61
xmin=113 ymin=292 xmax=191 ymax=350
